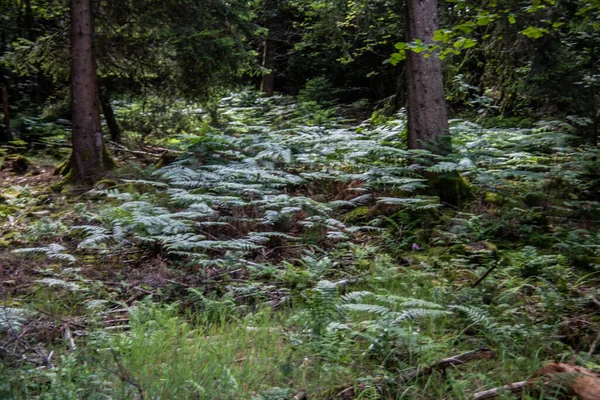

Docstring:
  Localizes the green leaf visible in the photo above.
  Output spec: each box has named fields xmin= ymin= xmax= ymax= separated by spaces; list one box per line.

xmin=520 ymin=26 xmax=549 ymax=39
xmin=476 ymin=14 xmax=495 ymax=26
xmin=433 ymin=29 xmax=452 ymax=43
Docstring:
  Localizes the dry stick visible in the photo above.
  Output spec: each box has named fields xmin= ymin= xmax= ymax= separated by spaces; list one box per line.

xmin=0 ymin=345 xmax=44 ymax=366
xmin=166 ymin=279 xmax=193 ymax=288
xmin=107 ymin=141 xmax=163 ymax=158
xmin=103 ymin=318 xmax=130 ymax=325
xmin=338 ymin=348 xmax=495 ymax=398
xmin=398 ymin=347 xmax=495 ymax=383
xmin=473 ymin=381 xmax=528 ymax=400
xmin=589 ymin=332 xmax=600 ymax=356
xmin=63 ymin=325 xmax=77 ymax=352
xmin=110 ymin=349 xmax=145 ymax=400
xmin=35 ymin=308 xmax=87 ymax=329
xmin=472 ymin=263 xmax=500 ymax=288
xmin=589 ymin=298 xmax=600 ymax=355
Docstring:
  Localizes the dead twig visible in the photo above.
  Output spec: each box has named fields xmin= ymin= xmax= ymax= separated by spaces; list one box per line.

xmin=398 ymin=347 xmax=495 ymax=383
xmin=472 ymin=263 xmax=500 ymax=288
xmin=103 ymin=318 xmax=130 ymax=325
xmin=473 ymin=381 xmax=527 ymax=399
xmin=166 ymin=279 xmax=193 ymax=288
xmin=0 ymin=345 xmax=45 ymax=367
xmin=62 ymin=324 xmax=77 ymax=352
xmin=589 ymin=331 xmax=600 ymax=356
xmin=107 ymin=141 xmax=162 ymax=159
xmin=331 ymin=348 xmax=494 ymax=399
xmin=110 ymin=349 xmax=145 ymax=400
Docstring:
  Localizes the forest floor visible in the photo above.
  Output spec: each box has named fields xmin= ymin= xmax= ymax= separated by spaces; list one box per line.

xmin=1 ymin=94 xmax=600 ymax=399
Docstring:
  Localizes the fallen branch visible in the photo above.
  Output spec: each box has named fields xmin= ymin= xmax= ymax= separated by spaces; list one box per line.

xmin=331 ymin=348 xmax=495 ymax=399
xmin=590 ymin=331 xmax=600 ymax=356
xmin=472 ymin=263 xmax=500 ymax=288
xmin=0 ymin=345 xmax=45 ymax=366
xmin=475 ymin=363 xmax=600 ymax=400
xmin=473 ymin=381 xmax=527 ymax=399
xmin=108 ymin=141 xmax=163 ymax=158
xmin=62 ymin=325 xmax=77 ymax=352
xmin=166 ymin=279 xmax=193 ymax=288
xmin=398 ymin=347 xmax=495 ymax=383
xmin=103 ymin=318 xmax=130 ymax=325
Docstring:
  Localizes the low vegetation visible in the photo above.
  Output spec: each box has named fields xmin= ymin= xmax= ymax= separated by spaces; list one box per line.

xmin=1 ymin=93 xmax=599 ymax=399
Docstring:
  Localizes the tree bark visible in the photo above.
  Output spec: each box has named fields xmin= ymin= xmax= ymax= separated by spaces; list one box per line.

xmin=69 ymin=0 xmax=108 ymax=183
xmin=1 ymin=83 xmax=13 ymax=142
xmin=405 ymin=0 xmax=450 ymax=154
xmin=260 ymin=34 xmax=276 ymax=97
xmin=25 ymin=0 xmax=34 ymax=41
xmin=100 ymin=85 xmax=122 ymax=143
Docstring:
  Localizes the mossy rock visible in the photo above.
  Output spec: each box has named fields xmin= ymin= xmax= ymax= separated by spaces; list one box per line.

xmin=54 ymin=158 xmax=71 ymax=176
xmin=50 ymin=179 xmax=69 ymax=193
xmin=465 ymin=241 xmax=499 ymax=259
xmin=1 ymin=155 xmax=33 ymax=174
xmin=484 ymin=192 xmax=504 ymax=206
xmin=424 ymin=171 xmax=474 ymax=207
xmin=155 ymin=152 xmax=178 ymax=168
xmin=0 ymin=204 xmax=16 ymax=216
xmin=94 ymin=179 xmax=118 ymax=190
xmin=523 ymin=192 xmax=546 ymax=208
xmin=342 ymin=206 xmax=371 ymax=223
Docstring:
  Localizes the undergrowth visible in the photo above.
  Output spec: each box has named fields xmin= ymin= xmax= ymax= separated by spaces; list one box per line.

xmin=2 ymin=92 xmax=600 ymax=399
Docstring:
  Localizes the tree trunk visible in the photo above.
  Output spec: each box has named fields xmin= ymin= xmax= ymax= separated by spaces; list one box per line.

xmin=69 ymin=0 xmax=108 ymax=183
xmin=590 ymin=40 xmax=598 ymax=144
xmin=100 ymin=85 xmax=122 ymax=143
xmin=405 ymin=0 xmax=450 ymax=154
xmin=1 ymin=83 xmax=13 ymax=142
xmin=25 ymin=0 xmax=34 ymax=41
xmin=260 ymin=34 xmax=276 ymax=97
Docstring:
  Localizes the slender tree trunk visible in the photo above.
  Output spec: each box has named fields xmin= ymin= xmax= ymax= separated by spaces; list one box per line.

xmin=69 ymin=0 xmax=107 ymax=183
xmin=590 ymin=41 xmax=598 ymax=145
xmin=25 ymin=0 xmax=34 ymax=41
xmin=405 ymin=0 xmax=450 ymax=154
xmin=100 ymin=85 xmax=122 ymax=143
xmin=260 ymin=34 xmax=276 ymax=97
xmin=1 ymin=83 xmax=13 ymax=142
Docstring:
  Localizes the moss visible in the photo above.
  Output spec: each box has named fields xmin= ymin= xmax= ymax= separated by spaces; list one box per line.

xmin=54 ymin=158 xmax=71 ymax=176
xmin=1 ymin=155 xmax=32 ymax=174
xmin=155 ymin=152 xmax=178 ymax=168
xmin=102 ymin=146 xmax=117 ymax=170
xmin=0 ymin=204 xmax=16 ymax=216
xmin=425 ymin=171 xmax=474 ymax=207
xmin=94 ymin=179 xmax=118 ymax=190
xmin=54 ymin=146 xmax=116 ymax=183
xmin=523 ymin=192 xmax=546 ymax=208
xmin=1 ymin=230 xmax=19 ymax=243
xmin=484 ymin=192 xmax=504 ymax=206
xmin=342 ymin=206 xmax=371 ymax=223
xmin=50 ymin=179 xmax=69 ymax=193
xmin=465 ymin=241 xmax=499 ymax=259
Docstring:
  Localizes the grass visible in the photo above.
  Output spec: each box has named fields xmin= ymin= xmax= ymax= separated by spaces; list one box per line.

xmin=1 ymin=92 xmax=600 ymax=399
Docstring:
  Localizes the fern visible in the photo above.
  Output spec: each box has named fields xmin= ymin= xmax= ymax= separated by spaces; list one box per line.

xmin=0 ymin=307 xmax=30 ymax=332
xmin=13 ymin=244 xmax=76 ymax=263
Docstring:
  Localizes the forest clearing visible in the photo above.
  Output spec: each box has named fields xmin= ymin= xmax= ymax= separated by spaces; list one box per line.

xmin=1 ymin=0 xmax=600 ymax=399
